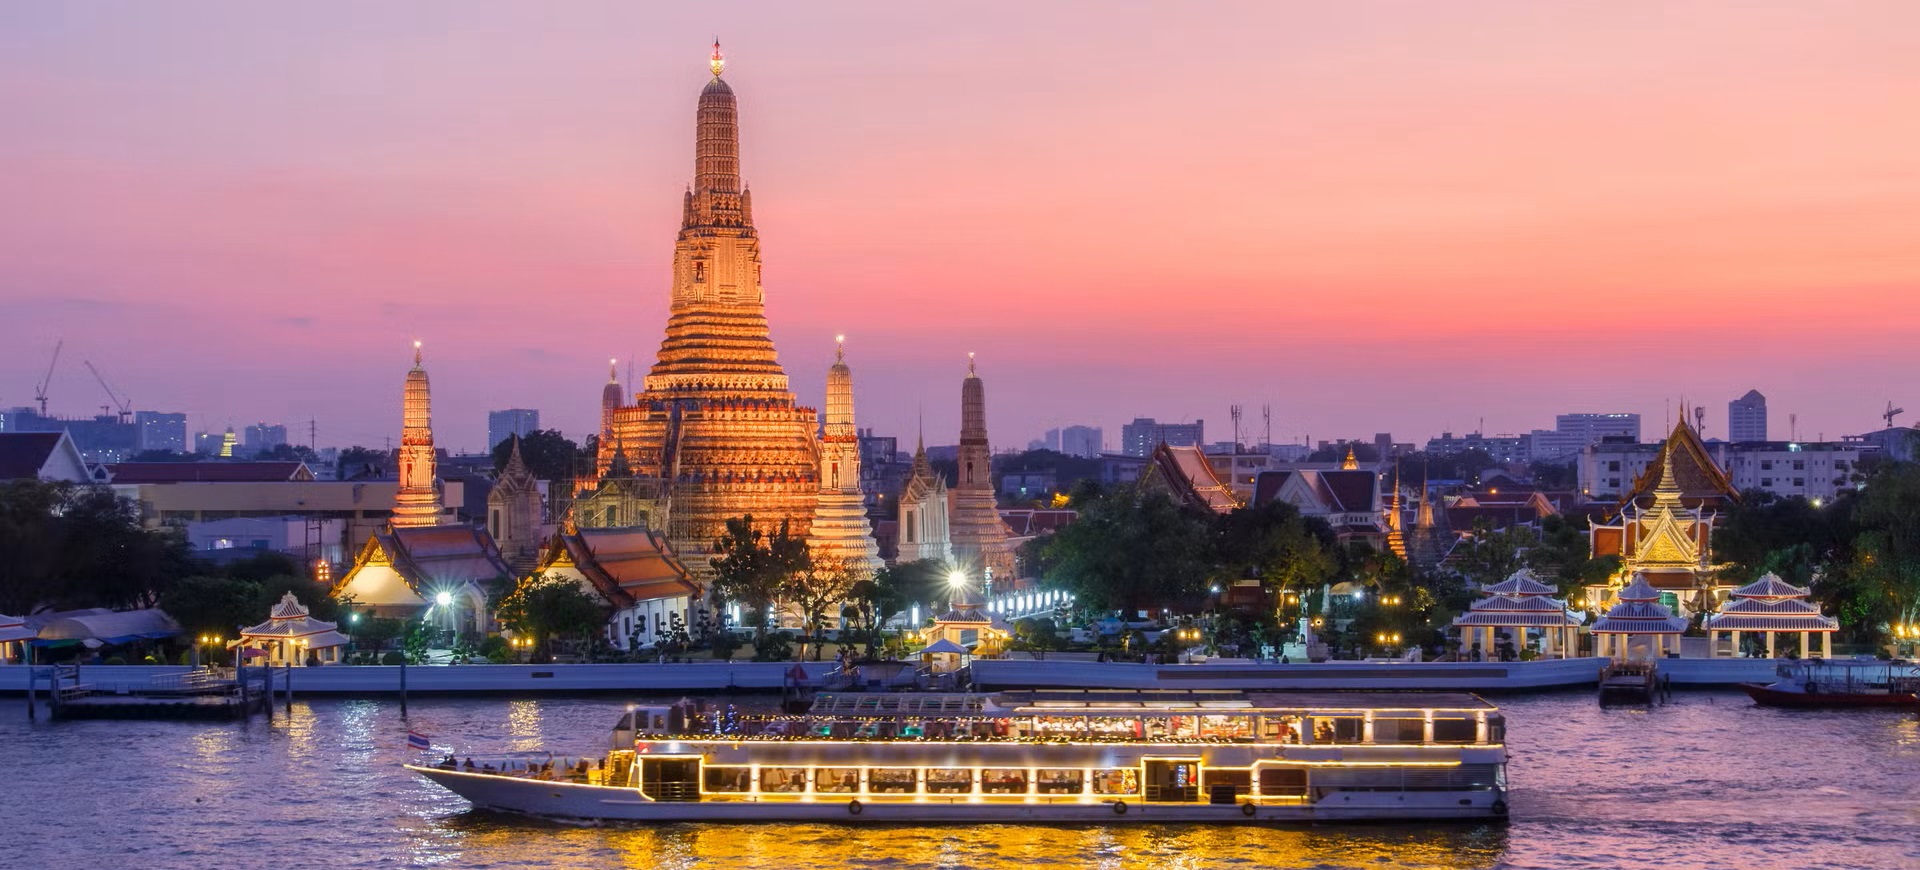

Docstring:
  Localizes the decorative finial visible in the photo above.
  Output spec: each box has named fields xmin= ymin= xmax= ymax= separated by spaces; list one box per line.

xmin=834 ymin=334 xmax=846 ymax=363
xmin=968 ymin=351 xmax=976 ymax=375
xmin=413 ymin=340 xmax=422 ymax=367
xmin=609 ymin=358 xmax=618 ymax=382
xmin=710 ymin=39 xmax=724 ymax=77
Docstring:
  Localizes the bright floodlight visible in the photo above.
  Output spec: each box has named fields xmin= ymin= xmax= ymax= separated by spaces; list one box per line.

xmin=1352 ymin=590 xmax=1365 ymax=601
xmin=435 ymin=591 xmax=453 ymax=607
xmin=947 ymin=569 xmax=967 ymax=588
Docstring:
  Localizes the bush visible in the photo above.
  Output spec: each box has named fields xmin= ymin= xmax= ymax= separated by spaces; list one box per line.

xmin=380 ymin=651 xmax=407 ymax=665
xmin=753 ymin=632 xmax=793 ymax=662
xmin=709 ymin=630 xmax=741 ymax=661
xmin=177 ymin=649 xmax=195 ymax=666
xmin=103 ymin=656 xmax=126 ymax=665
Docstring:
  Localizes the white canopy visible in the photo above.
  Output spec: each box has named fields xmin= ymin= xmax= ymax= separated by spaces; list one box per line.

xmin=237 ymin=592 xmax=349 ymax=649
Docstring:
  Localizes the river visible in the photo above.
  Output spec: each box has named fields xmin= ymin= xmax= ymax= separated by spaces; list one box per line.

xmin=3 ymin=689 xmax=1915 ymax=869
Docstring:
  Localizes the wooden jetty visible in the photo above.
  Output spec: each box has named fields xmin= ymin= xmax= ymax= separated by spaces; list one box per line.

xmin=26 ymin=664 xmax=293 ymax=721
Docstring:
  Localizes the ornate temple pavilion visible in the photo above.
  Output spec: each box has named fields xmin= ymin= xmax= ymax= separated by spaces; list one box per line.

xmin=1450 ymin=570 xmax=1583 ymax=659
xmin=233 ymin=592 xmax=349 ymax=666
xmin=527 ymin=526 xmax=699 ymax=651
xmin=331 ymin=526 xmax=511 ymax=636
xmin=595 ymin=42 xmax=822 ymax=576
xmin=1588 ymin=421 xmax=1736 ymax=618
xmin=922 ymin=570 xmax=1010 ymax=671
xmin=1590 ymin=574 xmax=1689 ymax=659
xmin=1705 ymin=573 xmax=1836 ymax=658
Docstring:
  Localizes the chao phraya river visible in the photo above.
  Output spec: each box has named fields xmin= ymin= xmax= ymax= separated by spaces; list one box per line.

xmin=3 ymin=689 xmax=1915 ymax=869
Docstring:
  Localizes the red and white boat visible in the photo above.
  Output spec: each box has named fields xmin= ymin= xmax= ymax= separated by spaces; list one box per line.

xmin=1741 ymin=658 xmax=1920 ymax=709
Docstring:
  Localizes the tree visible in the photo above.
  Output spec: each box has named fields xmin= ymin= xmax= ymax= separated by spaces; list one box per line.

xmin=336 ymin=446 xmax=387 ymax=480
xmin=1829 ymin=464 xmax=1920 ymax=641
xmin=254 ymin=443 xmax=318 ymax=463
xmin=158 ymin=576 xmax=260 ymax=639
xmin=708 ymin=515 xmax=808 ymax=640
xmin=1714 ymin=489 xmax=1857 ymax=587
xmin=1031 ymin=484 xmax=1214 ymax=612
xmin=0 ymin=480 xmax=194 ymax=615
xmin=492 ymin=428 xmax=582 ymax=481
xmin=784 ymin=557 xmax=864 ymax=659
xmin=875 ymin=559 xmax=947 ymax=621
xmin=1211 ymin=501 xmax=1336 ymax=600
xmin=493 ymin=574 xmax=609 ymax=663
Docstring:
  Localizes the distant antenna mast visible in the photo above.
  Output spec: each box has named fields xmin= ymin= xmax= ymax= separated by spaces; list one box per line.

xmin=1262 ymin=404 xmax=1272 ymax=449
xmin=309 ymin=418 xmax=319 ymax=451
xmin=1230 ymin=404 xmax=1243 ymax=451
xmin=1692 ymin=405 xmax=1705 ymax=439
xmin=1789 ymin=413 xmax=1798 ymax=441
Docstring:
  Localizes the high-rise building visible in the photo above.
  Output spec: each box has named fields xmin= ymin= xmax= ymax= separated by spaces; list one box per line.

xmin=135 ymin=412 xmax=188 ymax=454
xmin=1120 ymin=417 xmax=1204 ymax=457
xmin=487 ymin=408 xmax=541 ymax=452
xmin=1528 ymin=413 xmax=1641 ymax=462
xmin=1729 ymin=390 xmax=1768 ymax=442
xmin=948 ymin=355 xmax=1015 ymax=580
xmin=390 ymin=343 xmax=442 ymax=528
xmin=1060 ymin=425 xmax=1102 ymax=458
xmin=243 ymin=423 xmax=289 ymax=454
xmin=596 ymin=43 xmax=821 ymax=573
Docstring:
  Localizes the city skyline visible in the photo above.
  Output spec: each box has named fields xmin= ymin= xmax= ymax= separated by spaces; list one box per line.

xmin=4 ymin=4 xmax=1917 ymax=452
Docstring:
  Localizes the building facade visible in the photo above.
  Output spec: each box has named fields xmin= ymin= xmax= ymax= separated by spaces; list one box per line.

xmin=486 ymin=409 xmax=541 ymax=452
xmin=1527 ymin=413 xmax=1640 ymax=462
xmin=243 ymin=423 xmax=289 ymax=455
xmin=135 ymin=412 xmax=188 ymax=454
xmin=1120 ymin=418 xmax=1204 ymax=457
xmin=1729 ymin=390 xmax=1768 ymax=442
xmin=1580 ymin=437 xmax=1862 ymax=502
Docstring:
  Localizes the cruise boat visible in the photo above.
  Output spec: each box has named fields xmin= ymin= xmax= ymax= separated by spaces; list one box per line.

xmin=1741 ymin=658 xmax=1920 ymax=709
xmin=407 ymin=689 xmax=1510 ymax=823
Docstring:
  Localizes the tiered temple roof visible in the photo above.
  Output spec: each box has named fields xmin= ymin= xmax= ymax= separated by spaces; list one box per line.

xmin=1705 ymin=573 xmax=1837 ymax=633
xmin=1451 ymin=570 xmax=1580 ymax=629
xmin=238 ymin=592 xmax=349 ymax=650
xmin=1590 ymin=574 xmax=1688 ymax=636
xmin=532 ymin=527 xmax=698 ymax=609
xmin=1141 ymin=443 xmax=1242 ymax=514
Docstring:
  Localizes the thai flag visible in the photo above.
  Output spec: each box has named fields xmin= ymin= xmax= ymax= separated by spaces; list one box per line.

xmin=406 ymin=730 xmax=431 ymax=751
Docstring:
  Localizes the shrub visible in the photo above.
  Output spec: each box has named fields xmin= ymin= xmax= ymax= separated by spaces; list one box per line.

xmin=709 ymin=630 xmax=741 ymax=661
xmin=380 ymin=651 xmax=407 ymax=665
xmin=103 ymin=656 xmax=126 ymax=665
xmin=753 ymin=632 xmax=793 ymax=662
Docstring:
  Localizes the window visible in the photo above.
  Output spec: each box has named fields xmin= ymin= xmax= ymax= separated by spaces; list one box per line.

xmin=1607 ymin=461 xmax=1621 ymax=472
xmin=1794 ymin=460 xmax=1805 ymax=471
xmin=1258 ymin=767 xmax=1307 ymax=797
xmin=1761 ymin=478 xmax=1773 ymax=487
xmin=869 ymin=768 xmax=917 ymax=794
xmin=1035 ymin=769 xmax=1083 ymax=795
xmin=1761 ymin=460 xmax=1774 ymax=470
xmin=704 ymin=766 xmax=751 ymax=793
xmin=1373 ymin=718 xmax=1426 ymax=743
xmin=1092 ymin=768 xmax=1139 ymax=795
xmin=815 ymin=767 xmax=860 ymax=794
xmin=760 ymin=767 xmax=807 ymax=793
xmin=1431 ymin=717 xmax=1478 ymax=744
xmin=982 ymin=769 xmax=1028 ymax=794
xmin=927 ymin=768 xmax=972 ymax=794
xmin=1310 ymin=716 xmax=1364 ymax=744
xmin=1794 ymin=478 xmax=1805 ymax=487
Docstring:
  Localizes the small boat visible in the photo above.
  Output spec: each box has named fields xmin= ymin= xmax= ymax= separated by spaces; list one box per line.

xmin=408 ymin=689 xmax=1511 ymax=824
xmin=1740 ymin=658 xmax=1920 ymax=709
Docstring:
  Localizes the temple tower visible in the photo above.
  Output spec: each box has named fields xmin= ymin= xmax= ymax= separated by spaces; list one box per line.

xmin=390 ymin=342 xmax=442 ymax=528
xmin=600 ymin=358 xmax=623 ymax=446
xmin=805 ymin=337 xmax=884 ymax=576
xmin=947 ymin=354 xmax=1015 ymax=580
xmin=488 ymin=434 xmax=543 ymax=572
xmin=602 ymin=43 xmax=820 ymax=576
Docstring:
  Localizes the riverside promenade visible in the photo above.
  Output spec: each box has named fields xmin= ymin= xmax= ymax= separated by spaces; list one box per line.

xmin=0 ymin=656 xmax=1781 ymax=698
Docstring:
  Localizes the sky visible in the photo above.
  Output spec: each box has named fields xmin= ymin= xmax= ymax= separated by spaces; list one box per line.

xmin=3 ymin=2 xmax=1917 ymax=454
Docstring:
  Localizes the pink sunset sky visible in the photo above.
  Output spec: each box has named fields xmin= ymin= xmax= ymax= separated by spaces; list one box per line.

xmin=3 ymin=2 xmax=1917 ymax=453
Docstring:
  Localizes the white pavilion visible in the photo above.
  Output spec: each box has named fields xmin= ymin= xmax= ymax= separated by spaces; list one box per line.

xmin=1590 ymin=574 xmax=1689 ymax=659
xmin=1450 ymin=570 xmax=1584 ymax=659
xmin=232 ymin=592 xmax=350 ymax=666
xmin=1705 ymin=573 xmax=1837 ymax=659
xmin=0 ymin=612 xmax=33 ymax=664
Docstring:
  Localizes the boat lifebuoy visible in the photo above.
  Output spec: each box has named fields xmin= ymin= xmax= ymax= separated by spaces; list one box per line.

xmin=1240 ymin=802 xmax=1257 ymax=817
xmin=1112 ymin=800 xmax=1129 ymax=815
xmin=1492 ymin=799 xmax=1509 ymax=816
xmin=848 ymin=799 xmax=863 ymax=816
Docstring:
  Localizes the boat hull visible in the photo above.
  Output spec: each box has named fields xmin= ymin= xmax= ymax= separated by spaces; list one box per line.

xmin=407 ymin=766 xmax=1507 ymax=824
xmin=1739 ymin=683 xmax=1920 ymax=709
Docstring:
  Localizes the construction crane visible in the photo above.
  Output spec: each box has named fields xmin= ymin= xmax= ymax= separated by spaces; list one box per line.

xmin=83 ymin=361 xmax=133 ymax=423
xmin=1885 ymin=401 xmax=1905 ymax=429
xmin=33 ymin=339 xmax=63 ymax=416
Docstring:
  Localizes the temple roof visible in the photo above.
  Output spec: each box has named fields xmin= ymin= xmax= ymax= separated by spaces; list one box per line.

xmin=1479 ymin=570 xmax=1558 ymax=598
xmin=1143 ymin=443 xmax=1241 ymax=514
xmin=1729 ymin=572 xmax=1811 ymax=600
xmin=333 ymin=525 xmax=514 ymax=598
xmin=1617 ymin=420 xmax=1739 ymax=512
xmin=538 ymin=526 xmax=697 ymax=607
xmin=239 ymin=593 xmax=346 ymax=646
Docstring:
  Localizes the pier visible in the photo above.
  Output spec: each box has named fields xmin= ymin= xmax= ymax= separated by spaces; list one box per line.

xmin=23 ymin=664 xmax=292 ymax=720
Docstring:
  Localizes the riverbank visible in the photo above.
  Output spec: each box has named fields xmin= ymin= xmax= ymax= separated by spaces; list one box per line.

xmin=0 ymin=656 xmax=1787 ymax=697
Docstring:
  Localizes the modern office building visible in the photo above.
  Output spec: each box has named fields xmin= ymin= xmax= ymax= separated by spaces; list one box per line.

xmin=487 ymin=408 xmax=541 ymax=451
xmin=1120 ymin=417 xmax=1204 ymax=457
xmin=1729 ymin=390 xmax=1768 ymax=442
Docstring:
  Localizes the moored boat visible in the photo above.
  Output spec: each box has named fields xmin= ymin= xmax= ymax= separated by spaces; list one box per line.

xmin=408 ymin=689 xmax=1510 ymax=823
xmin=1740 ymin=658 xmax=1920 ymax=709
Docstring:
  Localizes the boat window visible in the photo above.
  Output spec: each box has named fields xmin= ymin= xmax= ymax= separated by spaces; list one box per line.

xmin=1431 ymin=717 xmax=1477 ymax=744
xmin=1092 ymin=717 xmax=1141 ymax=739
xmin=815 ymin=767 xmax=860 ymax=793
xmin=1258 ymin=767 xmax=1307 ymax=797
xmin=1205 ymin=768 xmax=1251 ymax=799
xmin=982 ymin=769 xmax=1028 ymax=794
xmin=1092 ymin=768 xmax=1140 ymax=795
xmin=1259 ymin=715 xmax=1304 ymax=744
xmin=760 ymin=766 xmax=807 ymax=793
xmin=1310 ymin=716 xmax=1364 ymax=744
xmin=1031 ymin=716 xmax=1087 ymax=739
xmin=1373 ymin=718 xmax=1425 ymax=744
xmin=869 ymin=768 xmax=917 ymax=794
xmin=1199 ymin=715 xmax=1252 ymax=740
xmin=703 ymin=766 xmax=751 ymax=793
xmin=1486 ymin=714 xmax=1505 ymax=744
xmin=1036 ymin=768 xmax=1083 ymax=795
xmin=927 ymin=768 xmax=973 ymax=794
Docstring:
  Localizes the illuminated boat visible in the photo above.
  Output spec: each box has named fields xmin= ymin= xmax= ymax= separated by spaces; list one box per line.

xmin=407 ymin=689 xmax=1510 ymax=823
xmin=1740 ymin=658 xmax=1920 ymax=709
xmin=408 ymin=687 xmax=1512 ymax=825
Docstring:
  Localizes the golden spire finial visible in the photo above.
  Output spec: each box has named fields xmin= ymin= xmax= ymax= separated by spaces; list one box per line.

xmin=608 ymin=357 xmax=618 ymax=382
xmin=834 ymin=334 xmax=846 ymax=363
xmin=710 ymin=39 xmax=724 ymax=77
xmin=1342 ymin=444 xmax=1358 ymax=470
xmin=968 ymin=351 xmax=976 ymax=375
xmin=412 ymin=340 xmax=422 ymax=367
